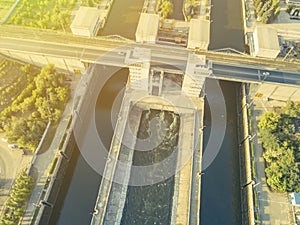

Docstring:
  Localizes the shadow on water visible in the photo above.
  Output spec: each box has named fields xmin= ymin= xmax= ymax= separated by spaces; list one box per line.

xmin=170 ymin=0 xmax=185 ymax=20
xmin=99 ymin=0 xmax=144 ymax=39
xmin=49 ymin=146 xmax=100 ymax=225
xmin=200 ymin=79 xmax=242 ymax=225
xmin=201 ymin=0 xmax=245 ymax=221
xmin=210 ymin=0 xmax=244 ymax=51
xmin=50 ymin=67 xmax=128 ymax=225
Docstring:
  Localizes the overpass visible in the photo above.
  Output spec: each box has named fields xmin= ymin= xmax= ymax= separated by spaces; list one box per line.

xmin=1 ymin=31 xmax=300 ymax=102
xmin=0 ymin=32 xmax=300 ymax=86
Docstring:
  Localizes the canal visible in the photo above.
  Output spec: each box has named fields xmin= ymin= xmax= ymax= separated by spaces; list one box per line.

xmin=209 ymin=0 xmax=245 ymax=51
xmin=200 ymin=0 xmax=245 ymax=224
xmin=99 ymin=0 xmax=144 ymax=39
xmin=49 ymin=68 xmax=128 ymax=225
xmin=49 ymin=0 xmax=245 ymax=223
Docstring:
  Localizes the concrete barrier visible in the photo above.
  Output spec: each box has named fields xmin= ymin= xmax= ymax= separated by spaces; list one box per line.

xmin=238 ymin=83 xmax=255 ymax=225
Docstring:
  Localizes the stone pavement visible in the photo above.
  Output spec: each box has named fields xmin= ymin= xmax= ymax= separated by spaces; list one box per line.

xmin=249 ymin=97 xmax=293 ymax=225
xmin=20 ymin=73 xmax=82 ymax=225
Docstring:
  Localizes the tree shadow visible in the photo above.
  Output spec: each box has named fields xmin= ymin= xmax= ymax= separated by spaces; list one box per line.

xmin=38 ymin=124 xmax=58 ymax=155
xmin=0 ymin=178 xmax=13 ymax=191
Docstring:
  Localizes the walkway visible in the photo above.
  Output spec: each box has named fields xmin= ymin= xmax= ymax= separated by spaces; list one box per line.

xmin=173 ymin=114 xmax=194 ymax=225
xmin=20 ymin=73 xmax=82 ymax=225
xmin=249 ymin=97 xmax=293 ymax=225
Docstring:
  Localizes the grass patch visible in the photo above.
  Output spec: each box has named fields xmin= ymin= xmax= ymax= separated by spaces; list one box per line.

xmin=249 ymin=119 xmax=253 ymax=134
xmin=253 ymin=190 xmax=260 ymax=223
xmin=58 ymin=132 xmax=67 ymax=150
xmin=66 ymin=115 xmax=73 ymax=129
xmin=251 ymin=142 xmax=255 ymax=158
xmin=7 ymin=0 xmax=77 ymax=31
xmin=0 ymin=0 xmax=16 ymax=20
xmin=251 ymin=159 xmax=256 ymax=179
xmin=48 ymin=157 xmax=58 ymax=175
xmin=248 ymin=108 xmax=252 ymax=117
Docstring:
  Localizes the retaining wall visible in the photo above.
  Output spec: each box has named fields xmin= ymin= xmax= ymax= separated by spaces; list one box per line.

xmin=238 ymin=83 xmax=255 ymax=225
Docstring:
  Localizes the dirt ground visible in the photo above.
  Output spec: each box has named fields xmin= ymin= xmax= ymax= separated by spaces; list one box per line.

xmin=0 ymin=134 xmax=31 ymax=216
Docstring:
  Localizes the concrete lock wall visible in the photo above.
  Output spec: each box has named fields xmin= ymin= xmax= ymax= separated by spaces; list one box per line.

xmin=36 ymin=132 xmax=76 ymax=225
xmin=0 ymin=51 xmax=86 ymax=74
xmin=238 ymin=84 xmax=255 ymax=225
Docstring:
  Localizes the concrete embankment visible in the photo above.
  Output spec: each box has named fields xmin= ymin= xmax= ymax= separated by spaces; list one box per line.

xmin=237 ymin=83 xmax=255 ymax=225
xmin=34 ymin=132 xmax=76 ymax=225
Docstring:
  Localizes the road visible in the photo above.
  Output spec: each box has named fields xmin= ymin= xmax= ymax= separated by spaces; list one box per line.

xmin=212 ymin=63 xmax=300 ymax=86
xmin=0 ymin=136 xmax=31 ymax=217
xmin=1 ymin=34 xmax=300 ymax=86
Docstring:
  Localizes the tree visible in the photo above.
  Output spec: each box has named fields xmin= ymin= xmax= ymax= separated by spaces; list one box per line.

xmin=258 ymin=111 xmax=280 ymax=131
xmin=160 ymin=0 xmax=173 ymax=18
xmin=259 ymin=101 xmax=300 ymax=192
xmin=0 ymin=171 xmax=33 ymax=225
xmin=254 ymin=0 xmax=280 ymax=23
xmin=55 ymin=86 xmax=70 ymax=103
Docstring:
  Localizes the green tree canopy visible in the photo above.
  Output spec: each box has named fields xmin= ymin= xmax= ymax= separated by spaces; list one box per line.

xmin=160 ymin=0 xmax=174 ymax=18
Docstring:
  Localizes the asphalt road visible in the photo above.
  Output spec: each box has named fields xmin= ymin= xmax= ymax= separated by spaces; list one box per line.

xmin=0 ymin=36 xmax=300 ymax=86
xmin=212 ymin=63 xmax=300 ymax=85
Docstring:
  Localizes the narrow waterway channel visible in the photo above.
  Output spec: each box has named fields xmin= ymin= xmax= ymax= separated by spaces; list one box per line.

xmin=209 ymin=0 xmax=244 ymax=51
xmin=99 ymin=0 xmax=144 ymax=39
xmin=49 ymin=67 xmax=128 ymax=225
xmin=200 ymin=0 xmax=245 ymax=223
xmin=200 ymin=79 xmax=242 ymax=225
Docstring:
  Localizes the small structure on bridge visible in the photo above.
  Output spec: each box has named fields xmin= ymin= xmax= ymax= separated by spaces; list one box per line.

xmin=135 ymin=13 xmax=160 ymax=43
xmin=183 ymin=54 xmax=212 ymax=97
xmin=187 ymin=19 xmax=210 ymax=50
xmin=253 ymin=26 xmax=280 ymax=59
xmin=125 ymin=47 xmax=151 ymax=90
xmin=70 ymin=6 xmax=103 ymax=37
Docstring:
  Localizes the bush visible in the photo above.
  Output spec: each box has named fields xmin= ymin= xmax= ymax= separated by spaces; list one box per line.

xmin=0 ymin=171 xmax=34 ymax=225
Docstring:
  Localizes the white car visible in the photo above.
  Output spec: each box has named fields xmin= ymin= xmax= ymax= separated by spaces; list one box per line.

xmin=118 ymin=51 xmax=126 ymax=56
xmin=8 ymin=144 xmax=18 ymax=149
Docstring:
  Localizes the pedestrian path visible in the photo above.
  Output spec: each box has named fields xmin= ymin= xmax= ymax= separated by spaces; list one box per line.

xmin=173 ymin=114 xmax=194 ymax=225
